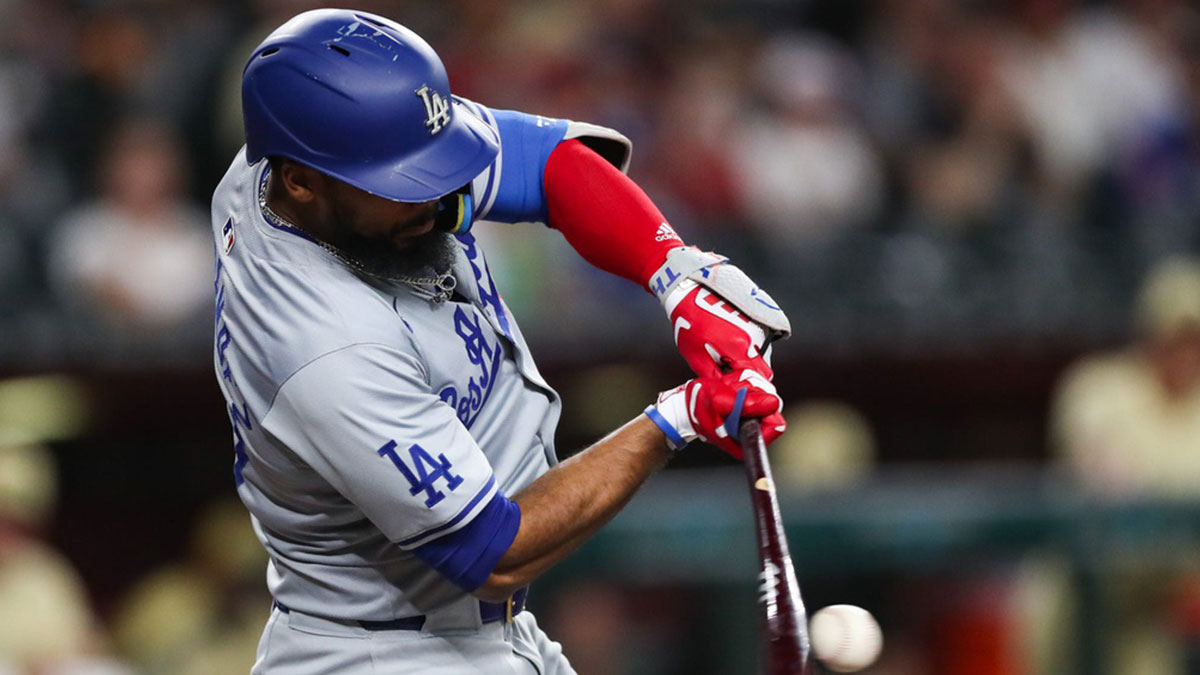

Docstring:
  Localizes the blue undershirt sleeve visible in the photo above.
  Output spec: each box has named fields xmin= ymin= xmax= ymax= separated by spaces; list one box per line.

xmin=480 ymin=108 xmax=568 ymax=224
xmin=410 ymin=490 xmax=522 ymax=592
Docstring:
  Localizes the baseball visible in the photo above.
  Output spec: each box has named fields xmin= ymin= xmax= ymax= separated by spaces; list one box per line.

xmin=809 ymin=604 xmax=883 ymax=672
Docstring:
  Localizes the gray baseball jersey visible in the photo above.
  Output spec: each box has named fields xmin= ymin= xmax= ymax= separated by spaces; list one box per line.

xmin=210 ymin=98 xmax=630 ymax=627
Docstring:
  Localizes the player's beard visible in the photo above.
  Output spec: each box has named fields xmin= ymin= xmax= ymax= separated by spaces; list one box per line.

xmin=327 ymin=205 xmax=457 ymax=281
xmin=337 ymin=227 xmax=457 ymax=280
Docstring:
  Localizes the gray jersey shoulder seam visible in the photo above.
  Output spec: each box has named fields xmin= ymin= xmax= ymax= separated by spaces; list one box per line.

xmin=390 ymin=301 xmax=432 ymax=375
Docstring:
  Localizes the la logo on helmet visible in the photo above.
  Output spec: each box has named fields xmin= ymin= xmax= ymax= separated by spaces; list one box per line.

xmin=415 ymin=85 xmax=451 ymax=135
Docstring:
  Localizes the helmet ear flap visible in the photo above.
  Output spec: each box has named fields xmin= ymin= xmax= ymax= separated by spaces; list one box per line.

xmin=434 ymin=185 xmax=475 ymax=235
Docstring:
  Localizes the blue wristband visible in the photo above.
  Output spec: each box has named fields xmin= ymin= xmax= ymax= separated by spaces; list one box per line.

xmin=643 ymin=405 xmax=688 ymax=450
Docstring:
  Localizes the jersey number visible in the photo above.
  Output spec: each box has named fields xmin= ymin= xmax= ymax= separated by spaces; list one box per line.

xmin=377 ymin=441 xmax=464 ymax=508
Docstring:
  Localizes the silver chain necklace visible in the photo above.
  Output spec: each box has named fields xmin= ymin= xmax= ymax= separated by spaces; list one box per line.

xmin=259 ymin=168 xmax=457 ymax=303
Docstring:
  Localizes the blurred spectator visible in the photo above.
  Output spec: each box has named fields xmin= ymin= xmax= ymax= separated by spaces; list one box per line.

xmin=47 ymin=119 xmax=211 ymax=351
xmin=0 ymin=375 xmax=89 ymax=449
xmin=112 ymin=499 xmax=268 ymax=675
xmin=0 ymin=375 xmax=125 ymax=673
xmin=1048 ymin=257 xmax=1200 ymax=675
xmin=36 ymin=8 xmax=156 ymax=201
xmin=0 ymin=443 xmax=130 ymax=674
xmin=1051 ymin=257 xmax=1200 ymax=495
xmin=1113 ymin=5 xmax=1200 ymax=260
xmin=731 ymin=33 xmax=884 ymax=244
xmin=909 ymin=14 xmax=1029 ymax=233
xmin=544 ymin=583 xmax=699 ymax=675
xmin=999 ymin=0 xmax=1186 ymax=213
xmin=771 ymin=401 xmax=877 ymax=491
xmin=637 ymin=42 xmax=745 ymax=231
xmin=544 ymin=583 xmax=635 ymax=675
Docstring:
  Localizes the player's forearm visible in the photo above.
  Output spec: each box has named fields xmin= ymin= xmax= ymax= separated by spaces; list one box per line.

xmin=544 ymin=139 xmax=683 ymax=289
xmin=475 ymin=415 xmax=669 ymax=601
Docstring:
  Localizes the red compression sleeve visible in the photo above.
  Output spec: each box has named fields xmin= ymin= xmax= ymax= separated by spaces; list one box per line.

xmin=544 ymin=139 xmax=684 ymax=289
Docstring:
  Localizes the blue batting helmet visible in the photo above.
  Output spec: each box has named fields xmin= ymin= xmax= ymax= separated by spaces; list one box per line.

xmin=241 ymin=9 xmax=498 ymax=203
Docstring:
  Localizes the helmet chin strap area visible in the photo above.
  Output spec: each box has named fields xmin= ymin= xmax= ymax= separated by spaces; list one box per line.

xmin=433 ymin=185 xmax=475 ymax=235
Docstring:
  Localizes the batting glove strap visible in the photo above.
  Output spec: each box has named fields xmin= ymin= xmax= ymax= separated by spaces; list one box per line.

xmin=648 ymin=246 xmax=726 ymax=302
xmin=721 ymin=386 xmax=749 ymax=442
xmin=644 ymin=382 xmax=700 ymax=452
xmin=643 ymin=405 xmax=689 ymax=451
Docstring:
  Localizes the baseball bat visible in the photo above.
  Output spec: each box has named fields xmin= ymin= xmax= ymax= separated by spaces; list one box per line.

xmin=740 ymin=417 xmax=814 ymax=674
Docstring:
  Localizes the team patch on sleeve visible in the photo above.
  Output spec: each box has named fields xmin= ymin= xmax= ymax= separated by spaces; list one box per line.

xmin=222 ymin=218 xmax=236 ymax=253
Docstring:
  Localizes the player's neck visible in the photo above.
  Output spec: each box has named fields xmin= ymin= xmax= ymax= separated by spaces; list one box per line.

xmin=265 ymin=169 xmax=327 ymax=241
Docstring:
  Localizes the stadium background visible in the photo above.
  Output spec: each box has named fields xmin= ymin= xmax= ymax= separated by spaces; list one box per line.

xmin=1 ymin=0 xmax=1199 ymax=673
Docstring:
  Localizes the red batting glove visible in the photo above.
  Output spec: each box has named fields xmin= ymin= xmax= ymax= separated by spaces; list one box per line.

xmin=667 ymin=280 xmax=774 ymax=381
xmin=645 ymin=367 xmax=786 ymax=459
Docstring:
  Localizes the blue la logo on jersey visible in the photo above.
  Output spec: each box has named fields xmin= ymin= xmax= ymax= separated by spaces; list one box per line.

xmin=377 ymin=440 xmax=463 ymax=508
xmin=222 ymin=218 xmax=235 ymax=253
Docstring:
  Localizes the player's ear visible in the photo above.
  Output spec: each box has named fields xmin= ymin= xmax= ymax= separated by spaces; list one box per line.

xmin=278 ymin=160 xmax=321 ymax=204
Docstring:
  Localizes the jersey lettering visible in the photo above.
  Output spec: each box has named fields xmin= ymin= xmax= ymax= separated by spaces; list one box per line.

xmin=230 ymin=404 xmax=251 ymax=483
xmin=214 ymin=251 xmax=253 ymax=486
xmin=438 ymin=306 xmax=502 ymax=429
xmin=457 ymin=233 xmax=512 ymax=339
xmin=377 ymin=440 xmax=464 ymax=508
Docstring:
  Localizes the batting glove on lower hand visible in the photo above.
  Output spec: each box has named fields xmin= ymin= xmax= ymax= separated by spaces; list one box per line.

xmin=644 ymin=367 xmax=786 ymax=459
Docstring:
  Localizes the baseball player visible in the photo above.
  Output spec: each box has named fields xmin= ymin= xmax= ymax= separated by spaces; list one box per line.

xmin=211 ymin=9 xmax=790 ymax=674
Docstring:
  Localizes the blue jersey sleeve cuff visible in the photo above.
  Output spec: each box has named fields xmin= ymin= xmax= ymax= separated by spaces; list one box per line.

xmin=410 ymin=490 xmax=521 ymax=592
xmin=483 ymin=108 xmax=568 ymax=224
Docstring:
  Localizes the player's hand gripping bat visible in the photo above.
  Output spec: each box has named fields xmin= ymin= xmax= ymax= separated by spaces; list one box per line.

xmin=739 ymin=417 xmax=813 ymax=674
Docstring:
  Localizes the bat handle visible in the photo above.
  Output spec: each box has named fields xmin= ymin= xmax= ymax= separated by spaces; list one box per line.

xmin=740 ymin=418 xmax=814 ymax=675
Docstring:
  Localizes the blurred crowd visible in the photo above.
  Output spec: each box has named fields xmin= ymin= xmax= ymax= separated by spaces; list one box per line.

xmin=2 ymin=0 xmax=1200 ymax=674
xmin=0 ymin=0 xmax=1198 ymax=361
xmin=0 ymin=442 xmax=269 ymax=674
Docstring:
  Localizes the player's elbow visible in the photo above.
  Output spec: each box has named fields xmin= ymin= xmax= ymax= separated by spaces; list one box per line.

xmin=473 ymin=570 xmax=528 ymax=603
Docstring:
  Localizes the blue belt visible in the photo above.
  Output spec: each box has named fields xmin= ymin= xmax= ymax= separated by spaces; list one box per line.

xmin=273 ymin=587 xmax=528 ymax=632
